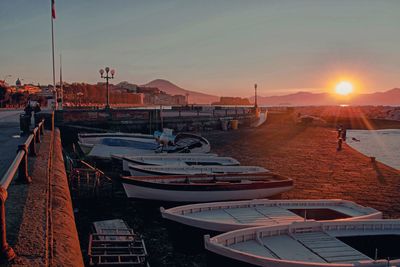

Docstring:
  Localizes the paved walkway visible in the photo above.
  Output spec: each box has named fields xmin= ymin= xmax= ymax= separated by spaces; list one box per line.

xmin=0 ymin=110 xmax=26 ymax=178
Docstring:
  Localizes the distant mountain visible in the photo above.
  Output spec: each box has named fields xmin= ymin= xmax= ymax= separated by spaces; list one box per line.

xmin=249 ymin=88 xmax=400 ymax=106
xmin=142 ymin=79 xmax=219 ymax=104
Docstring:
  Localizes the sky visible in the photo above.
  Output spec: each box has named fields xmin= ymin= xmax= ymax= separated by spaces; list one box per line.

xmin=0 ymin=0 xmax=399 ymax=97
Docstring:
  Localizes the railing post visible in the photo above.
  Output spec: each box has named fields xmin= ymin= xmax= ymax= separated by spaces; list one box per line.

xmin=39 ymin=121 xmax=44 ymax=135
xmin=17 ymin=145 xmax=32 ymax=183
xmin=0 ymin=187 xmax=16 ymax=262
xmin=28 ymin=133 xmax=37 ymax=157
xmin=35 ymin=129 xmax=41 ymax=144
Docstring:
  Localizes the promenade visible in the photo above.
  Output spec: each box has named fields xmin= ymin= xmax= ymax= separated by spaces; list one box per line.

xmin=0 ymin=110 xmax=25 ymax=178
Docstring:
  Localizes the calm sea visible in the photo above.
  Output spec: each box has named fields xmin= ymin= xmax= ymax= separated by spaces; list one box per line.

xmin=347 ymin=129 xmax=400 ymax=170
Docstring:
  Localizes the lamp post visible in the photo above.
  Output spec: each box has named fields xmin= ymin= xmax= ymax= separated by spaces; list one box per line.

xmin=254 ymin=83 xmax=258 ymax=108
xmin=99 ymin=67 xmax=115 ymax=109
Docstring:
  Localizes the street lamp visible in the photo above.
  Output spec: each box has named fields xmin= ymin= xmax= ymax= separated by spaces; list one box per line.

xmin=99 ymin=67 xmax=115 ymax=109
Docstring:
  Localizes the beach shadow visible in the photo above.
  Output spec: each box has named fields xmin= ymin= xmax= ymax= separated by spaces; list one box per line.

xmin=371 ymin=160 xmax=386 ymax=184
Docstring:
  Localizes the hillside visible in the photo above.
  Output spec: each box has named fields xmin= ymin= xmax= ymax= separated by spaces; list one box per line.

xmin=142 ymin=79 xmax=219 ymax=104
xmin=249 ymin=88 xmax=400 ymax=106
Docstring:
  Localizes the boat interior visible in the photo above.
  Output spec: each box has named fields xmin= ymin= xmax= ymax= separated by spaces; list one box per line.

xmin=218 ymin=222 xmax=400 ymax=264
xmin=184 ymin=205 xmax=367 ymax=226
xmin=338 ymin=235 xmax=400 ymax=259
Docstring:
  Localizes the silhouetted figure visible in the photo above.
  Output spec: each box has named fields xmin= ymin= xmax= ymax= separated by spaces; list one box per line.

xmin=337 ymin=124 xmax=343 ymax=138
xmin=34 ymin=103 xmax=41 ymax=113
xmin=337 ymin=137 xmax=343 ymax=151
xmin=342 ymin=128 xmax=347 ymax=141
xmin=24 ymin=104 xmax=32 ymax=118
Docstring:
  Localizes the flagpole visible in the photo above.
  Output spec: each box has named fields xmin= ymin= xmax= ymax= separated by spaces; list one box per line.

xmin=51 ymin=2 xmax=56 ymax=109
xmin=59 ymin=54 xmax=63 ymax=110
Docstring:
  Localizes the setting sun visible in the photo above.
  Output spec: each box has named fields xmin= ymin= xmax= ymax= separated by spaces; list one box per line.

xmin=335 ymin=81 xmax=353 ymax=95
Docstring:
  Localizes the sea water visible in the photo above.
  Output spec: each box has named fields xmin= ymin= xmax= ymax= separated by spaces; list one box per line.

xmin=347 ymin=129 xmax=400 ymax=170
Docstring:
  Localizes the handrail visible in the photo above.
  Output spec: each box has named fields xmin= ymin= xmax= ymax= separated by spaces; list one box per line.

xmin=0 ymin=117 xmax=46 ymax=262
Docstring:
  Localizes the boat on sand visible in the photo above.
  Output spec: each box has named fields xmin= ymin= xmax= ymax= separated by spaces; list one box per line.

xmin=120 ymin=172 xmax=293 ymax=202
xmin=128 ymin=165 xmax=268 ymax=176
xmin=205 ymin=219 xmax=400 ymax=267
xmin=161 ymin=199 xmax=382 ymax=233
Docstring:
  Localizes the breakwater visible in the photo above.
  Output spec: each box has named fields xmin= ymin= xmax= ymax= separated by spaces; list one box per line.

xmin=55 ymin=107 xmax=257 ymax=133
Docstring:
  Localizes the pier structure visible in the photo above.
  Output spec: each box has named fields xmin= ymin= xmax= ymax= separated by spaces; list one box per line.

xmin=55 ymin=106 xmax=259 ymax=133
xmin=0 ymin=110 xmax=83 ymax=266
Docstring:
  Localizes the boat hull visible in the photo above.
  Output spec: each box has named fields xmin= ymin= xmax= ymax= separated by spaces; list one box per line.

xmin=121 ymin=182 xmax=293 ymax=202
xmin=78 ymin=141 xmax=94 ymax=155
xmin=160 ymin=199 xmax=382 ymax=233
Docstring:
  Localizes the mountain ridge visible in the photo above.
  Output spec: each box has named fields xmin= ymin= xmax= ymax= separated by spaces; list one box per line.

xmin=141 ymin=79 xmax=219 ymax=104
xmin=249 ymin=88 xmax=400 ymax=106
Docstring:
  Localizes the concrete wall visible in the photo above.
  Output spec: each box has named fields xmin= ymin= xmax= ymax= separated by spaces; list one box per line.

xmin=50 ymin=129 xmax=84 ymax=266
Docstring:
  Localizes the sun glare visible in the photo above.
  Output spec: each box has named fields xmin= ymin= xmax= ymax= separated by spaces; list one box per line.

xmin=335 ymin=81 xmax=353 ymax=95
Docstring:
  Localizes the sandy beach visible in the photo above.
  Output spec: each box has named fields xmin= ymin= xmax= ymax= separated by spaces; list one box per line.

xmin=73 ymin=118 xmax=400 ymax=267
xmin=205 ymin=120 xmax=400 ymax=218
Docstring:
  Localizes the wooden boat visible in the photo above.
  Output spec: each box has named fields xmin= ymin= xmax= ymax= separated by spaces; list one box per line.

xmin=128 ymin=164 xmax=268 ymax=176
xmin=88 ymin=219 xmax=149 ymax=266
xmin=120 ymin=172 xmax=293 ymax=202
xmin=160 ymin=199 xmax=382 ymax=233
xmin=78 ymin=132 xmax=154 ymax=154
xmin=205 ymin=220 xmax=400 ymax=267
xmin=119 ymin=155 xmax=240 ymax=169
xmin=111 ymin=153 xmax=219 ymax=171
xmin=84 ymin=132 xmax=211 ymax=159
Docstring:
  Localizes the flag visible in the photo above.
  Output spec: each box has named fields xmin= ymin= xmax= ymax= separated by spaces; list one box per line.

xmin=51 ymin=0 xmax=56 ymax=19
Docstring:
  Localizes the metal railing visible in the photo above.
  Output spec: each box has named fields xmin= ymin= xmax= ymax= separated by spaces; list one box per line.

xmin=0 ymin=118 xmax=46 ymax=262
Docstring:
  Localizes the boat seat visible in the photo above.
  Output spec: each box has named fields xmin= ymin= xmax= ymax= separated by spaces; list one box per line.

xmin=230 ymin=240 xmax=278 ymax=259
xmin=293 ymin=231 xmax=371 ymax=263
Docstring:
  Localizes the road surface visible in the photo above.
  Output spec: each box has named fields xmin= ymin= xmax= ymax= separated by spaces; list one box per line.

xmin=0 ymin=110 xmax=26 ymax=178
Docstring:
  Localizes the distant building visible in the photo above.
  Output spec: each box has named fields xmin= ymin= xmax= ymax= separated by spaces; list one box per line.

xmin=212 ymin=97 xmax=251 ymax=105
xmin=0 ymin=80 xmax=9 ymax=88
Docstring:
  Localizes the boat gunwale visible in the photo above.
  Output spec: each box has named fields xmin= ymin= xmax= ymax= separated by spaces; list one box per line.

xmin=160 ymin=199 xmax=382 ymax=231
xmin=128 ymin=164 xmax=268 ymax=176
xmin=120 ymin=173 xmax=294 ymax=192
xmin=204 ymin=220 xmax=400 ymax=267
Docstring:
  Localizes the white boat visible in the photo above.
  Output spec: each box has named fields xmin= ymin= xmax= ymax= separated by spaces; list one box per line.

xmin=119 ymin=155 xmax=239 ymax=170
xmin=111 ymin=153 xmax=219 ymax=171
xmin=120 ymin=172 xmax=293 ymax=202
xmin=78 ymin=132 xmax=154 ymax=154
xmin=128 ymin=164 xmax=268 ymax=176
xmin=205 ymin=220 xmax=400 ymax=267
xmin=83 ymin=132 xmax=211 ymax=159
xmin=161 ymin=199 xmax=382 ymax=233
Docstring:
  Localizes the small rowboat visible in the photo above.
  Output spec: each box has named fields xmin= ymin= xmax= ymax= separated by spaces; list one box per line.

xmin=120 ymin=155 xmax=240 ymax=168
xmin=160 ymin=199 xmax=381 ymax=252
xmin=120 ymin=172 xmax=293 ymax=202
xmin=205 ymin=220 xmax=400 ymax=267
xmin=161 ymin=199 xmax=382 ymax=232
xmin=128 ymin=164 xmax=268 ymax=176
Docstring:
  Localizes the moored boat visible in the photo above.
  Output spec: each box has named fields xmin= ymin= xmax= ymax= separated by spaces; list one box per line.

xmin=111 ymin=153 xmax=220 ymax=171
xmin=128 ymin=164 xmax=268 ymax=176
xmin=120 ymin=155 xmax=240 ymax=168
xmin=161 ymin=199 xmax=382 ymax=233
xmin=120 ymin=172 xmax=293 ymax=202
xmin=205 ymin=220 xmax=400 ymax=267
xmin=78 ymin=132 xmax=154 ymax=154
xmin=83 ymin=131 xmax=211 ymax=159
